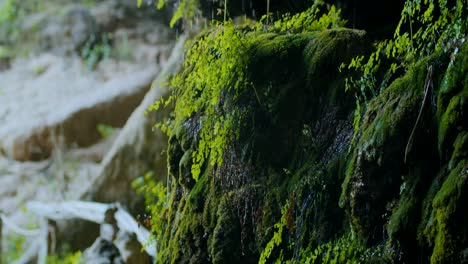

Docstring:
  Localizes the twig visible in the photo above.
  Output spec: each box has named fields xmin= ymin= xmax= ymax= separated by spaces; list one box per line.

xmin=404 ymin=65 xmax=433 ymax=163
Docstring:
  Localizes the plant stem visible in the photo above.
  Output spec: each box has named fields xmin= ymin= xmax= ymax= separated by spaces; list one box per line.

xmin=224 ymin=0 xmax=227 ymax=22
xmin=267 ymin=0 xmax=270 ymax=24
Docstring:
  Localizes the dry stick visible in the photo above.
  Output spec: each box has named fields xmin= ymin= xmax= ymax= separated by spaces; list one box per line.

xmin=405 ymin=65 xmax=433 ymax=163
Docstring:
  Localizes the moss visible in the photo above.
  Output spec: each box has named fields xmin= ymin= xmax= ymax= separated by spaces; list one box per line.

xmin=157 ymin=29 xmax=467 ymax=263
xmin=387 ymin=194 xmax=418 ymax=241
xmin=341 ymin=58 xmax=432 ymax=238
xmin=424 ymin=161 xmax=468 ymax=263
xmin=437 ymin=43 xmax=468 ymax=156
xmin=209 ymin=194 xmax=242 ymax=264
xmin=178 ymin=148 xmax=194 ymax=189
xmin=438 ymin=89 xmax=468 ymax=157
xmin=304 ymin=29 xmax=368 ymax=106
xmin=417 ymin=169 xmax=445 ymax=245
xmin=188 ymin=166 xmax=210 ymax=212
xmin=167 ymin=134 xmax=184 ymax=179
xmin=450 ymin=132 xmax=468 ymax=168
xmin=339 ymin=156 xmax=356 ymax=208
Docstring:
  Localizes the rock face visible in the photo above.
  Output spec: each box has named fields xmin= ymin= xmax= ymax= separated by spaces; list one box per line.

xmin=0 ymin=0 xmax=176 ymax=162
xmin=82 ymin=37 xmax=186 ymax=209
xmin=155 ymin=24 xmax=468 ymax=264
xmin=156 ymin=28 xmax=371 ymax=263
xmin=39 ymin=7 xmax=98 ymax=53
xmin=0 ymin=54 xmax=159 ymax=161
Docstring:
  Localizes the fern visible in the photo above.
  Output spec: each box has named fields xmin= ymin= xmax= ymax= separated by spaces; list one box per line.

xmin=344 ymin=0 xmax=467 ymax=96
xmin=132 ymin=172 xmax=169 ymax=242
xmin=150 ymin=5 xmax=344 ymax=181
xmin=259 ymin=200 xmax=290 ymax=264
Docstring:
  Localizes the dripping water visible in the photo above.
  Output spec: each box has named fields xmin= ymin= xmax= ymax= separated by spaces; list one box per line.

xmin=292 ymin=190 xmax=315 ymax=260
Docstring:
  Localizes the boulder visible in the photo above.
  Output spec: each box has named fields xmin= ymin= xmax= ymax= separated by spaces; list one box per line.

xmin=39 ymin=7 xmax=98 ymax=53
xmin=0 ymin=54 xmax=162 ymax=161
xmin=81 ymin=36 xmax=186 ymax=210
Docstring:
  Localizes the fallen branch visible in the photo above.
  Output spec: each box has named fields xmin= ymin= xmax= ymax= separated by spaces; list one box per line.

xmin=25 ymin=200 xmax=156 ymax=258
xmin=1 ymin=200 xmax=155 ymax=264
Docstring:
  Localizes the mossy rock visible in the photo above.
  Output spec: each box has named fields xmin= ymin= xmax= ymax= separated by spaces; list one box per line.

xmin=340 ymin=56 xmax=435 ymax=238
xmin=157 ymin=27 xmax=370 ymax=264
xmin=437 ymin=43 xmax=468 ymax=159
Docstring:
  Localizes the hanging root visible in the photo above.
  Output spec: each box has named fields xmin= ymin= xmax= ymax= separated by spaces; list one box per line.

xmin=404 ymin=65 xmax=433 ymax=163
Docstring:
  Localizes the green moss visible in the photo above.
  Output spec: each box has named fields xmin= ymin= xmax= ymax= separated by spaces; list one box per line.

xmin=155 ymin=24 xmax=467 ymax=264
xmin=159 ymin=25 xmax=368 ymax=262
xmin=437 ymin=43 xmax=468 ymax=155
xmin=340 ymin=58 xmax=432 ymax=237
xmin=387 ymin=194 xmax=418 ymax=240
xmin=424 ymin=161 xmax=467 ymax=263
xmin=438 ymin=89 xmax=468 ymax=156
xmin=304 ymin=29 xmax=368 ymax=104
xmin=339 ymin=156 xmax=356 ymax=208
xmin=450 ymin=132 xmax=468 ymax=168
xmin=417 ymin=169 xmax=444 ymax=245
xmin=209 ymin=194 xmax=242 ymax=264
xmin=189 ymin=166 xmax=210 ymax=212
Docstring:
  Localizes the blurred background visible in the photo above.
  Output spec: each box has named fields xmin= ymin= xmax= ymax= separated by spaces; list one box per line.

xmin=0 ymin=0 xmax=177 ymax=262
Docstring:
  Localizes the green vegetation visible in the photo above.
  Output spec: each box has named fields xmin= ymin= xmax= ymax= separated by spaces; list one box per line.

xmin=132 ymin=171 xmax=169 ymax=245
xmin=97 ymin=124 xmax=115 ymax=139
xmin=150 ymin=3 xmax=346 ymax=181
xmin=46 ymin=252 xmax=82 ymax=264
xmin=343 ymin=0 xmax=466 ymax=96
xmin=1 ymin=234 xmax=26 ymax=263
xmin=137 ymin=0 xmax=468 ymax=263
xmin=81 ymin=35 xmax=112 ymax=70
xmin=259 ymin=200 xmax=289 ymax=264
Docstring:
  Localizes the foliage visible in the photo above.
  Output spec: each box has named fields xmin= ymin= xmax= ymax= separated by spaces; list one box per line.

xmin=150 ymin=5 xmax=344 ymax=181
xmin=342 ymin=0 xmax=467 ymax=96
xmin=80 ymin=34 xmax=112 ymax=70
xmin=97 ymin=124 xmax=115 ymax=139
xmin=114 ymin=32 xmax=133 ymax=61
xmin=0 ymin=0 xmax=41 ymax=45
xmin=267 ymin=4 xmax=345 ymax=34
xmin=340 ymin=0 xmax=467 ymax=149
xmin=1 ymin=234 xmax=26 ymax=263
xmin=2 ymin=235 xmax=81 ymax=263
xmin=0 ymin=45 xmax=10 ymax=58
xmin=259 ymin=200 xmax=290 ymax=264
xmin=297 ymin=235 xmax=391 ymax=264
xmin=46 ymin=252 xmax=82 ymax=264
xmin=139 ymin=0 xmax=199 ymax=28
xmin=0 ymin=0 xmax=21 ymax=43
xmin=132 ymin=171 xmax=169 ymax=243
